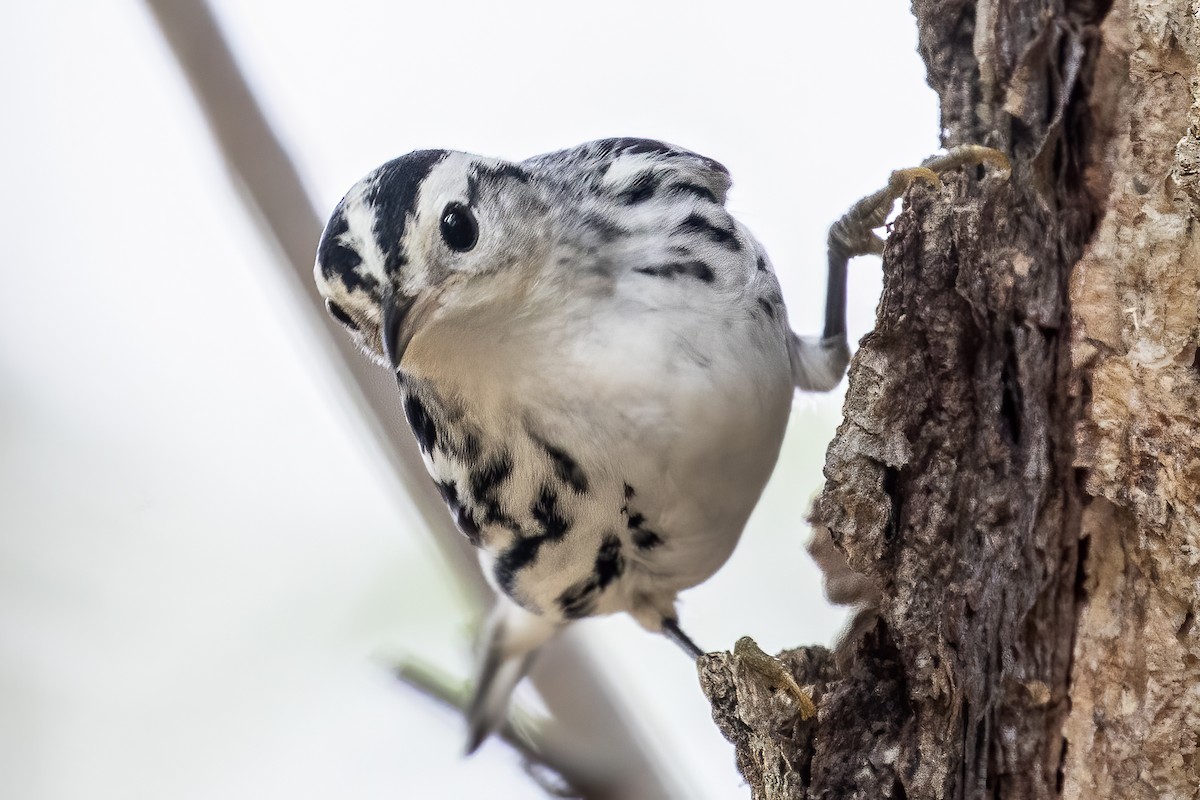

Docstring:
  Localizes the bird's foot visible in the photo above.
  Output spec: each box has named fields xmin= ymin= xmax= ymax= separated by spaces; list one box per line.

xmin=733 ymin=636 xmax=816 ymax=720
xmin=829 ymin=145 xmax=1011 ymax=261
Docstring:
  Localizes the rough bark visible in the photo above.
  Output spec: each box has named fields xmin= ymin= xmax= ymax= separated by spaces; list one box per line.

xmin=1063 ymin=0 xmax=1200 ymax=796
xmin=699 ymin=0 xmax=1199 ymax=798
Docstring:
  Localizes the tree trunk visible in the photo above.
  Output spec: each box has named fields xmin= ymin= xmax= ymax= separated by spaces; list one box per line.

xmin=699 ymin=0 xmax=1200 ymax=798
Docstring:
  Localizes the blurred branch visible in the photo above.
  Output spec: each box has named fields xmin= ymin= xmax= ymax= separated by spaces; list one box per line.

xmin=143 ymin=0 xmax=486 ymax=603
xmin=142 ymin=1 xmax=678 ymax=797
xmin=396 ymin=658 xmax=610 ymax=799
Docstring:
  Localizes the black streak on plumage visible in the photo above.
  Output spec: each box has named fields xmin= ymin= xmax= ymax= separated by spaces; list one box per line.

xmin=404 ymin=395 xmax=437 ymax=453
xmin=557 ymin=581 xmax=596 ymax=618
xmin=458 ymin=431 xmax=482 ymax=462
xmin=366 ymin=149 xmax=448 ymax=275
xmin=597 ymin=137 xmax=678 ymax=160
xmin=618 ymin=171 xmax=660 ymax=204
xmin=626 ymin=511 xmax=664 ymax=551
xmin=437 ymin=480 xmax=481 ymax=545
xmin=456 ymin=507 xmax=482 ymax=545
xmin=325 ymin=299 xmax=359 ymax=330
xmin=494 ymin=536 xmax=542 ymax=596
xmin=632 ymin=528 xmax=664 ymax=550
xmin=557 ymin=534 xmax=625 ymax=618
xmin=530 ymin=485 xmax=570 ymax=538
xmin=593 ymin=535 xmax=624 ymax=587
xmin=466 ymin=163 xmax=529 ymax=206
xmin=471 ymin=453 xmax=517 ymax=529
xmin=316 ymin=209 xmax=375 ymax=292
xmin=584 ymin=213 xmax=628 ymax=243
xmin=677 ymin=212 xmax=739 ymax=249
xmin=634 ymin=261 xmax=716 ymax=283
xmin=471 ymin=454 xmax=512 ymax=498
xmin=756 ymin=253 xmax=768 ymax=272
xmin=758 ymin=298 xmax=776 ymax=319
xmin=532 ymin=436 xmax=589 ymax=494
xmin=670 ymin=182 xmax=720 ymax=204
xmin=598 ymin=138 xmax=729 ymax=177
xmin=495 ymin=485 xmax=572 ymax=595
xmin=481 ymin=162 xmax=531 ymax=183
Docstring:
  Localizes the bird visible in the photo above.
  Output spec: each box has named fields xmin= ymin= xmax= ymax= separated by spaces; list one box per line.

xmin=312 ymin=137 xmax=1005 ymax=751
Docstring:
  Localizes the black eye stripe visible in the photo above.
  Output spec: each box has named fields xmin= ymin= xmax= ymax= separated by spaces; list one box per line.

xmin=325 ymin=299 xmax=359 ymax=331
xmin=439 ymin=202 xmax=479 ymax=252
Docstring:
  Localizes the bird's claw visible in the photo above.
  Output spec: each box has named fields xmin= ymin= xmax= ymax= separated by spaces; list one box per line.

xmin=733 ymin=636 xmax=816 ymax=720
xmin=888 ymin=166 xmax=942 ymax=195
xmin=921 ymin=143 xmax=1012 ymax=178
xmin=830 ymin=145 xmax=1010 ymax=262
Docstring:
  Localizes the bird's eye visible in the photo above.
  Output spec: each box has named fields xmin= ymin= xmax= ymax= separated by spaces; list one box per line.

xmin=439 ymin=202 xmax=478 ymax=252
xmin=325 ymin=298 xmax=359 ymax=331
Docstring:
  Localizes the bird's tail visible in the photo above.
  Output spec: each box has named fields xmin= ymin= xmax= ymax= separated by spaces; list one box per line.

xmin=466 ymin=596 xmax=559 ymax=753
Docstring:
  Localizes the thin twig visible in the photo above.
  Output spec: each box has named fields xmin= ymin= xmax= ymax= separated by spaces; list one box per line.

xmin=396 ymin=659 xmax=612 ymax=799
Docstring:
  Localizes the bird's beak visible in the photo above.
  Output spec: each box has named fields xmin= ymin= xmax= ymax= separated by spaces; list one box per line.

xmin=380 ymin=289 xmax=416 ymax=370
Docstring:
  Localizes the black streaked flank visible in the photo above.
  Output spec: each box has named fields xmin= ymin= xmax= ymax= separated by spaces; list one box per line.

xmin=557 ymin=579 xmax=597 ymax=618
xmin=403 ymin=395 xmax=437 ymax=453
xmin=632 ymin=528 xmax=664 ymax=550
xmin=456 ymin=507 xmax=482 ymax=545
xmin=556 ymin=534 xmax=625 ymax=618
xmin=623 ymin=483 xmax=635 ymax=501
xmin=530 ymin=485 xmax=570 ymax=538
xmin=532 ymin=435 xmax=589 ymax=494
xmin=494 ymin=485 xmax=573 ymax=595
xmin=758 ymin=298 xmax=776 ymax=319
xmin=756 ymin=253 xmax=768 ymax=272
xmin=494 ymin=536 xmax=543 ymax=596
xmin=437 ymin=480 xmax=459 ymax=507
xmin=677 ymin=213 xmax=739 ymax=249
xmin=470 ymin=453 xmax=513 ymax=499
xmin=365 ymin=149 xmax=448 ymax=275
xmin=470 ymin=453 xmax=518 ymax=529
xmin=437 ymin=481 xmax=482 ymax=545
xmin=626 ymin=510 xmax=664 ymax=550
xmin=593 ymin=535 xmax=625 ymax=588
xmin=634 ymin=261 xmax=715 ymax=283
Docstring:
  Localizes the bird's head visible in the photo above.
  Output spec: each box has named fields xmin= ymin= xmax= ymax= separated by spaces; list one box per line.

xmin=314 ymin=150 xmax=548 ymax=370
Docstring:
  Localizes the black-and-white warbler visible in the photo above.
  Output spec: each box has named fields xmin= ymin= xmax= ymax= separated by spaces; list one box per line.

xmin=313 ymin=138 xmax=1006 ymax=750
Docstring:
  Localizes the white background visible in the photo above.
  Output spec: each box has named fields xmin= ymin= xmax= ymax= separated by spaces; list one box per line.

xmin=0 ymin=2 xmax=937 ymax=797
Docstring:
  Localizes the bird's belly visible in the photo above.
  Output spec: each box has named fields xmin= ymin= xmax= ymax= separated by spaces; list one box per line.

xmin=406 ymin=309 xmax=794 ymax=624
xmin=466 ymin=379 xmax=791 ymax=624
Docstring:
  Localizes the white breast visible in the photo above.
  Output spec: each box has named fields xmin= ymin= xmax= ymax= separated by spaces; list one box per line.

xmin=399 ymin=226 xmax=794 ymax=628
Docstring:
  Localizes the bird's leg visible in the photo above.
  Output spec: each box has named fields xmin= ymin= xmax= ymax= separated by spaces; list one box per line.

xmin=794 ymin=145 xmax=1008 ymax=391
xmin=733 ymin=636 xmax=816 ymax=720
xmin=662 ymin=617 xmax=706 ymax=660
xmin=822 ymin=145 xmax=1011 ymax=341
